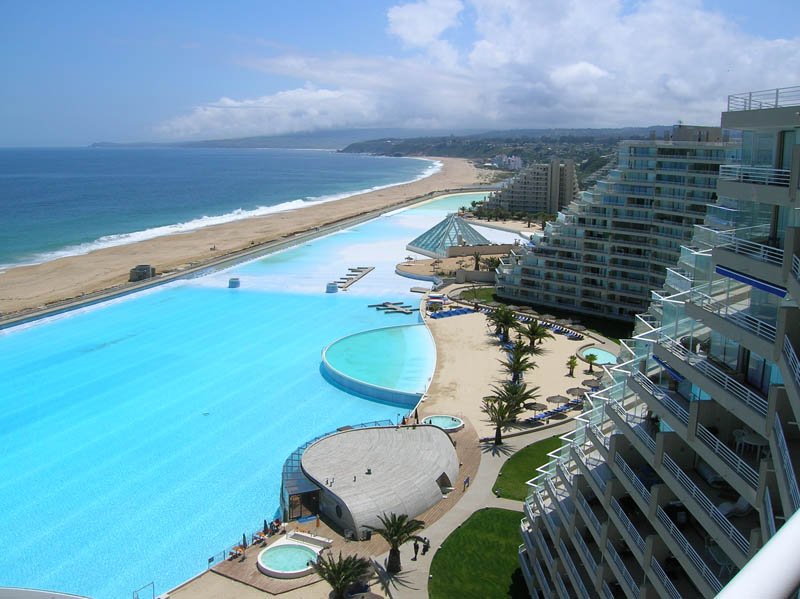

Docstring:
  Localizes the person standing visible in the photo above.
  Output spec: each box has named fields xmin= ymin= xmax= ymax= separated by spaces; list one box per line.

xmin=412 ymin=539 xmax=420 ymax=560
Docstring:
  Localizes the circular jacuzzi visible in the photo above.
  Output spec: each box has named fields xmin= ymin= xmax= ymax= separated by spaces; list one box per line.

xmin=257 ymin=542 xmax=319 ymax=579
xmin=580 ymin=347 xmax=617 ymax=365
xmin=423 ymin=415 xmax=465 ymax=432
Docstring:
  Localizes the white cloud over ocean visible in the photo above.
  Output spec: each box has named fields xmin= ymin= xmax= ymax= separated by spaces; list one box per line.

xmin=156 ymin=0 xmax=800 ymax=140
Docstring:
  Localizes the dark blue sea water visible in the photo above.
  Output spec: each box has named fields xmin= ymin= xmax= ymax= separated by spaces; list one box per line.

xmin=0 ymin=148 xmax=437 ymax=271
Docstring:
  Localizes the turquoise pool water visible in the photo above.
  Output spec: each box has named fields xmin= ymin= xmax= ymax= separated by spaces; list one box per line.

xmin=323 ymin=324 xmax=434 ymax=393
xmin=260 ymin=543 xmax=317 ymax=572
xmin=0 ymin=192 xmax=521 ymax=598
xmin=581 ymin=347 xmax=618 ymax=365
xmin=422 ymin=415 xmax=463 ymax=431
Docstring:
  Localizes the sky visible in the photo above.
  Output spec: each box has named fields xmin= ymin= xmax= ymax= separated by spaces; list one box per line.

xmin=1 ymin=0 xmax=799 ymax=146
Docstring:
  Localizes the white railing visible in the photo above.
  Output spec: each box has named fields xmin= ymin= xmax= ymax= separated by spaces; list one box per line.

xmin=793 ymin=254 xmax=800 ymax=283
xmin=573 ymin=527 xmax=599 ymax=575
xmin=666 ymin=268 xmax=693 ymax=292
xmin=536 ymin=528 xmax=555 ymax=569
xmin=614 ymin=452 xmax=652 ymax=503
xmin=560 ymin=539 xmax=591 ymax=599
xmin=717 ymin=232 xmax=784 ymax=266
xmin=588 ymin=420 xmax=610 ymax=449
xmin=719 ymin=164 xmax=791 ymax=187
xmin=546 ymin=477 xmax=574 ymax=518
xmin=651 ymin=556 xmax=683 ymax=599
xmin=632 ymin=370 xmax=689 ymax=425
xmin=606 ymin=539 xmax=640 ymax=596
xmin=555 ymin=572 xmax=570 ymax=599
xmin=659 ymin=335 xmax=769 ymax=417
xmin=535 ymin=490 xmax=561 ymax=537
xmin=557 ymin=460 xmax=574 ymax=486
xmin=773 ymin=417 xmax=800 ymax=514
xmin=609 ymin=496 xmax=646 ymax=553
xmin=696 ymin=423 xmax=759 ymax=489
xmin=608 ymin=396 xmax=657 ymax=454
xmin=661 ymin=452 xmax=750 ymax=555
xmin=783 ymin=336 xmax=800 ymax=398
xmin=727 ymin=86 xmax=800 ymax=111
xmin=656 ymin=506 xmax=723 ymax=594
xmin=602 ymin=581 xmax=615 ymax=599
xmin=689 ymin=288 xmax=777 ymax=343
xmin=764 ymin=487 xmax=777 ymax=541
xmin=576 ymin=489 xmax=603 ymax=535
xmin=532 ymin=555 xmax=552 ymax=597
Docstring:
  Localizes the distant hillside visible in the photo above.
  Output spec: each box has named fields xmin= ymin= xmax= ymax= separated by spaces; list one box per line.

xmin=90 ymin=128 xmax=487 ymax=150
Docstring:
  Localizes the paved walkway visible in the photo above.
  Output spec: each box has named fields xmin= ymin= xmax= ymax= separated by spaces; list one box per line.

xmin=370 ymin=421 xmax=575 ymax=599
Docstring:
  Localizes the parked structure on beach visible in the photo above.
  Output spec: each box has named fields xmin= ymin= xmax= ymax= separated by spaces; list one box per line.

xmin=485 ymin=159 xmax=579 ymax=215
xmin=518 ymin=85 xmax=800 ymax=598
xmin=495 ymin=125 xmax=739 ymax=321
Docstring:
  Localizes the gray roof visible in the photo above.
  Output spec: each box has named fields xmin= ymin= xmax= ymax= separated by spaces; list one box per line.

xmin=406 ymin=214 xmax=492 ymax=258
xmin=301 ymin=425 xmax=459 ymax=532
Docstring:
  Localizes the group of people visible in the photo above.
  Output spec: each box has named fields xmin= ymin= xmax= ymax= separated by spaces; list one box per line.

xmin=412 ymin=537 xmax=431 ymax=560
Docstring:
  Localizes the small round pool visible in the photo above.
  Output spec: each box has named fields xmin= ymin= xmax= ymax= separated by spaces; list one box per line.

xmin=580 ymin=347 xmax=617 ymax=365
xmin=257 ymin=542 xmax=319 ymax=579
xmin=423 ymin=415 xmax=465 ymax=432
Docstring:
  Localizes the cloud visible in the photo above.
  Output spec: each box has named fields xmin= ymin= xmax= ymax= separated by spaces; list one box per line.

xmin=155 ymin=0 xmax=800 ymax=139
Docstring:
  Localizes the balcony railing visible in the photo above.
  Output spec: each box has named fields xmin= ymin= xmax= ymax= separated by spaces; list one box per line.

xmin=608 ymin=397 xmax=657 ymax=454
xmin=764 ymin=486 xmax=777 ymax=541
xmin=573 ymin=528 xmax=599 ymax=575
xmin=696 ymin=423 xmax=759 ymax=489
xmin=711 ymin=226 xmax=785 ymax=266
xmin=661 ymin=452 xmax=750 ymax=555
xmin=576 ymin=489 xmax=603 ymax=536
xmin=783 ymin=336 xmax=800 ymax=400
xmin=659 ymin=335 xmax=768 ymax=417
xmin=793 ymin=254 xmax=800 ymax=284
xmin=719 ymin=164 xmax=791 ymax=187
xmin=651 ymin=556 xmax=683 ymax=599
xmin=573 ymin=442 xmax=608 ymax=493
xmin=727 ymin=86 xmax=800 ymax=111
xmin=606 ymin=539 xmax=640 ymax=597
xmin=773 ymin=417 xmax=800 ymax=514
xmin=632 ymin=370 xmax=689 ymax=425
xmin=602 ymin=581 xmax=615 ymax=599
xmin=689 ymin=288 xmax=777 ymax=343
xmin=555 ymin=572 xmax=570 ymax=599
xmin=560 ymin=539 xmax=591 ymax=599
xmin=614 ymin=452 xmax=652 ymax=504
xmin=518 ymin=545 xmax=534 ymax=587
xmin=656 ymin=506 xmax=723 ymax=594
xmin=609 ymin=496 xmax=646 ymax=554
xmin=588 ymin=420 xmax=610 ymax=450
xmin=532 ymin=554 xmax=552 ymax=597
xmin=536 ymin=528 xmax=555 ymax=570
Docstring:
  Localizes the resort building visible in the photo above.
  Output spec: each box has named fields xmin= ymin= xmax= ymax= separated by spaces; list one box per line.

xmin=495 ymin=126 xmax=739 ymax=321
xmin=518 ymin=85 xmax=800 ymax=598
xmin=486 ymin=159 xmax=580 ymax=215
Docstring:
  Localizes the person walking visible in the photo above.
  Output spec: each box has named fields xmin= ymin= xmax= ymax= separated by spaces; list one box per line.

xmin=412 ymin=539 xmax=420 ymax=560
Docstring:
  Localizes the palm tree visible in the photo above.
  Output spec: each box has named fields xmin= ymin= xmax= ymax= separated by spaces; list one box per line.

xmin=585 ymin=353 xmax=598 ymax=372
xmin=366 ymin=513 xmax=425 ymax=573
xmin=482 ymin=393 xmax=527 ymax=445
xmin=501 ymin=341 xmax=535 ymax=383
xmin=566 ymin=355 xmax=578 ymax=377
xmin=473 ymin=251 xmax=481 ymax=270
xmin=485 ymin=380 xmax=541 ymax=409
xmin=310 ymin=551 xmax=372 ymax=599
xmin=486 ymin=305 xmax=517 ymax=343
xmin=515 ymin=321 xmax=554 ymax=349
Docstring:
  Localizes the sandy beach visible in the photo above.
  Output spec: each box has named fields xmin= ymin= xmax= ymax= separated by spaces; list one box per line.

xmin=0 ymin=157 xmax=484 ymax=316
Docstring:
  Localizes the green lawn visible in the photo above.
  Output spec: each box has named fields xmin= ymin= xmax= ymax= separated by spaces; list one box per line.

xmin=492 ymin=435 xmax=564 ymax=501
xmin=429 ymin=508 xmax=529 ymax=599
xmin=460 ymin=286 xmax=496 ymax=302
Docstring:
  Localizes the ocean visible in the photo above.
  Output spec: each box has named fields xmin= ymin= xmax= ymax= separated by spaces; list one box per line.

xmin=0 ymin=147 xmax=438 ymax=272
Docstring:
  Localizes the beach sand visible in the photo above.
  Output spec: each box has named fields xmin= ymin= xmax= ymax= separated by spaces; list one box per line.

xmin=0 ymin=157 xmax=484 ymax=316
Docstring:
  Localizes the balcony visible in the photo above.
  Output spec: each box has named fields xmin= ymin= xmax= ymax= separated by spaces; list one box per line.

xmin=720 ymin=165 xmax=791 ymax=187
xmin=575 ymin=488 xmax=605 ymax=542
xmin=657 ymin=505 xmax=730 ymax=596
xmin=687 ymin=286 xmax=777 ymax=345
xmin=773 ymin=417 xmax=800 ymax=514
xmin=572 ymin=442 xmax=613 ymax=497
xmin=650 ymin=556 xmax=683 ymax=599
xmin=660 ymin=452 xmax=751 ymax=560
xmin=554 ymin=572 xmax=571 ymax=599
xmin=518 ymin=545 xmax=535 ymax=591
xmin=609 ymin=495 xmax=647 ymax=557
xmin=630 ymin=370 xmax=689 ymax=431
xmin=605 ymin=539 xmax=641 ymax=599
xmin=532 ymin=553 xmax=552 ymax=598
xmin=613 ymin=452 xmax=654 ymax=507
xmin=535 ymin=527 xmax=557 ymax=573
xmin=607 ymin=397 xmax=657 ymax=456
xmin=695 ymin=423 xmax=760 ymax=490
xmin=572 ymin=526 xmax=600 ymax=577
xmin=726 ymin=85 xmax=800 ymax=111
xmin=558 ymin=539 xmax=591 ymax=599
xmin=656 ymin=336 xmax=768 ymax=419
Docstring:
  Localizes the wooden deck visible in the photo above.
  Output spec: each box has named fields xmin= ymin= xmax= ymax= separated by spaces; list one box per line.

xmin=209 ymin=419 xmax=480 ymax=595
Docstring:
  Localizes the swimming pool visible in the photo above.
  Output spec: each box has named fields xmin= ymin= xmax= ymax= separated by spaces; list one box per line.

xmin=0 ymin=192 xmax=520 ymax=598
xmin=422 ymin=415 xmax=464 ymax=432
xmin=257 ymin=542 xmax=318 ymax=578
xmin=580 ymin=347 xmax=618 ymax=365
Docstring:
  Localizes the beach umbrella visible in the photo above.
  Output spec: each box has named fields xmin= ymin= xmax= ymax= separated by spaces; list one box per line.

xmin=263 ymin=519 xmax=269 ymax=535
xmin=541 ymin=314 xmax=556 ymax=321
xmin=242 ymin=533 xmax=248 ymax=549
xmin=583 ymin=378 xmax=601 ymax=388
xmin=566 ymin=318 xmax=579 ymax=324
xmin=547 ymin=394 xmax=571 ymax=404
xmin=526 ymin=401 xmax=547 ymax=412
xmin=567 ymin=387 xmax=587 ymax=397
xmin=572 ymin=324 xmax=587 ymax=332
xmin=556 ymin=319 xmax=571 ymax=326
xmin=518 ymin=306 xmax=534 ymax=312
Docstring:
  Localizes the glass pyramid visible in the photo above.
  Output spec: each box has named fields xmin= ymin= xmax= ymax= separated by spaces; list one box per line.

xmin=406 ymin=214 xmax=492 ymax=258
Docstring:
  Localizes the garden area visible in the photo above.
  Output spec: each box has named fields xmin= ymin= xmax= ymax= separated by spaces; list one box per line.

xmin=492 ymin=435 xmax=564 ymax=501
xmin=429 ymin=508 xmax=529 ymax=599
